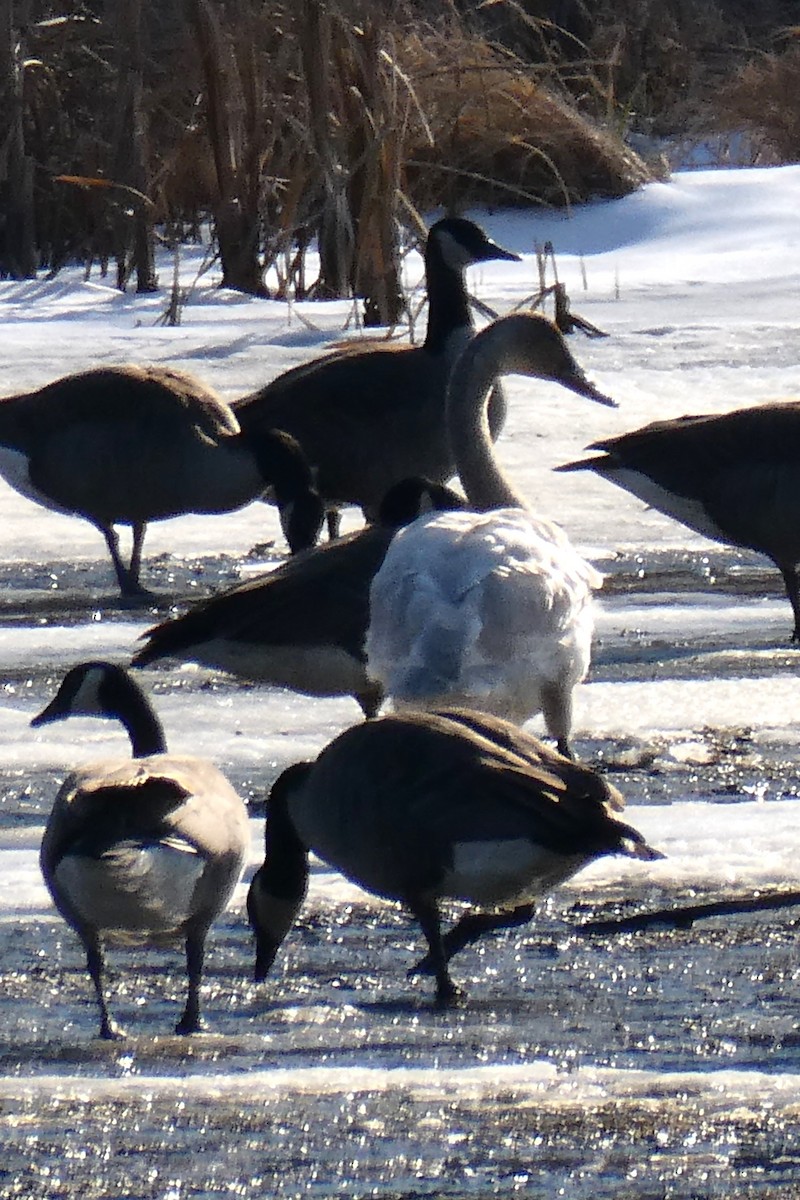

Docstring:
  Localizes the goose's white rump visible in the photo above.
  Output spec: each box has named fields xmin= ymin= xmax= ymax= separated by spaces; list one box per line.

xmin=366 ymin=506 xmax=601 ymax=725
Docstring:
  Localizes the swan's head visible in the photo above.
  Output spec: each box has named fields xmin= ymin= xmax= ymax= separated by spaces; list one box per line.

xmin=467 ymin=313 xmax=617 ymax=408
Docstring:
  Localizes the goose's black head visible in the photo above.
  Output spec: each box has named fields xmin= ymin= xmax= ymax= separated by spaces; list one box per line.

xmin=426 ymin=217 xmax=521 ymax=272
xmin=31 ymin=661 xmax=167 ymax=757
xmin=31 ymin=661 xmax=138 ymax=727
xmin=250 ymin=428 xmax=325 ymax=553
xmin=377 ymin=477 xmax=466 ymax=529
xmin=422 ymin=218 xmax=521 ymax=354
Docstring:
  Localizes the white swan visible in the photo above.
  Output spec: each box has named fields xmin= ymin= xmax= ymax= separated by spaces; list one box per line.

xmin=365 ymin=314 xmax=615 ymax=756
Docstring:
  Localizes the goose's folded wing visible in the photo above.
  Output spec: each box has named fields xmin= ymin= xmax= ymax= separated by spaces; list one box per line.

xmin=135 ymin=525 xmax=393 ymax=665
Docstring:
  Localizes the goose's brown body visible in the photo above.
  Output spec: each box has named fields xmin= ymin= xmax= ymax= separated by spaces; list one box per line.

xmin=557 ymin=401 xmax=800 ymax=639
xmin=132 ymin=479 xmax=466 ymax=717
xmin=233 ymin=218 xmax=521 ymax=526
xmin=34 ymin=662 xmax=250 ymax=1038
xmin=0 ymin=365 xmax=257 ymax=519
xmin=0 ymin=365 xmax=322 ymax=594
xmin=247 ymin=708 xmax=663 ymax=1003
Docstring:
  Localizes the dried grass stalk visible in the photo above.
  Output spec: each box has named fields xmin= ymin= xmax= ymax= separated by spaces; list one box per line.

xmin=399 ymin=28 xmax=651 ymax=210
xmin=713 ymin=40 xmax=800 ymax=163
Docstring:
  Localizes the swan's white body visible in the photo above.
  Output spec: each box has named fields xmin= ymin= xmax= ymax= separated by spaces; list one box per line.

xmin=367 ymin=506 xmax=600 ymax=729
xmin=364 ymin=314 xmax=614 ymax=754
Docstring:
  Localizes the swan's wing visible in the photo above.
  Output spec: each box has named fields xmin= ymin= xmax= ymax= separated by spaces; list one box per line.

xmin=366 ymin=509 xmax=600 ymax=707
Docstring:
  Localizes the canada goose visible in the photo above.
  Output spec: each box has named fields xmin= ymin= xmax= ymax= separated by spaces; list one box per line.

xmin=232 ymin=217 xmax=521 ymax=537
xmin=32 ymin=661 xmax=250 ymax=1039
xmin=132 ymin=478 xmax=466 ymax=717
xmin=0 ymin=364 xmax=324 ymax=597
xmin=247 ymin=707 xmax=663 ymax=1004
xmin=365 ymin=313 xmax=616 ymax=757
xmin=556 ymin=402 xmax=800 ymax=641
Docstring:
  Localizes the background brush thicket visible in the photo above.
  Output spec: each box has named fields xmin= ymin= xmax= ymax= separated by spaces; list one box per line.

xmin=1 ymin=0 xmax=798 ymax=318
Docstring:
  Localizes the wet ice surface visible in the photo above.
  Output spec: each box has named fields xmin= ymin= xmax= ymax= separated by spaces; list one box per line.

xmin=2 ymin=548 xmax=800 ymax=1199
xmin=4 ymin=165 xmax=800 ymax=1195
xmin=3 ymin=912 xmax=800 ymax=1200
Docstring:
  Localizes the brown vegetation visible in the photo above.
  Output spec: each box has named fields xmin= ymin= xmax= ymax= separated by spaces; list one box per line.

xmin=0 ymin=0 xmax=797 ymax=307
xmin=713 ymin=37 xmax=800 ymax=162
xmin=399 ymin=28 xmax=650 ymax=211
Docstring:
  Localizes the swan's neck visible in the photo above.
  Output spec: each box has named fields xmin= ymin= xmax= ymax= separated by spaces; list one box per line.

xmin=423 ymin=249 xmax=473 ymax=355
xmin=446 ymin=339 xmax=527 ymax=511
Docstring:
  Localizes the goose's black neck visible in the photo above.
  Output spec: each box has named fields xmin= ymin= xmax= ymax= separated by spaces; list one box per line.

xmin=423 ymin=245 xmax=472 ymax=355
xmin=107 ymin=672 xmax=168 ymax=758
xmin=32 ymin=663 xmax=168 ymax=758
xmin=261 ymin=763 xmax=313 ymax=901
xmin=248 ymin=429 xmax=324 ymax=551
xmin=249 ymin=429 xmax=316 ymax=505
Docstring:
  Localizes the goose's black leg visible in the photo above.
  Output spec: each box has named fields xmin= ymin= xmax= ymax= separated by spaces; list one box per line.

xmin=83 ymin=932 xmax=125 ymax=1040
xmin=777 ymin=562 xmax=800 ymax=642
xmin=101 ymin=524 xmax=133 ymax=595
xmin=128 ymin=521 xmax=148 ymax=593
xmin=408 ymin=898 xmax=463 ymax=1005
xmin=410 ymin=903 xmax=537 ymax=976
xmin=175 ymin=927 xmax=206 ymax=1035
xmin=100 ymin=523 xmax=152 ymax=599
xmin=325 ymin=508 xmax=341 ymax=541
